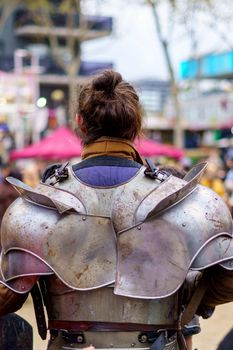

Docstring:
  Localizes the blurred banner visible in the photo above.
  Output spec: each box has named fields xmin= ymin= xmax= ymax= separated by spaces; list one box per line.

xmin=165 ymin=91 xmax=233 ymax=130
xmin=0 ymin=71 xmax=38 ymax=149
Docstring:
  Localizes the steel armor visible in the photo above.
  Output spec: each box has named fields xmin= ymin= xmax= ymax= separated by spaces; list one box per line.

xmin=0 ymin=162 xmax=233 ymax=349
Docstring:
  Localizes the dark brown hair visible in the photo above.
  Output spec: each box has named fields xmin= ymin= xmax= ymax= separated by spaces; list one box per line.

xmin=77 ymin=70 xmax=142 ymax=144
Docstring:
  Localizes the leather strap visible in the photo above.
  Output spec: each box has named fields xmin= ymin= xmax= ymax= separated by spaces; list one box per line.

xmin=181 ymin=273 xmax=208 ymax=327
xmin=31 ymin=283 xmax=47 ymax=340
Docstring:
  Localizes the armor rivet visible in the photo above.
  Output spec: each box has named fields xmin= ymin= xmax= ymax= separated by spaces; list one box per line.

xmin=77 ymin=335 xmax=83 ymax=343
xmin=82 ymin=217 xmax=86 ymax=221
xmin=140 ymin=335 xmax=148 ymax=343
xmin=182 ymin=223 xmax=186 ymax=227
xmin=21 ymin=286 xmax=25 ymax=290
xmin=131 ymin=343 xmax=135 ymax=347
xmin=137 ymin=226 xmax=141 ymax=230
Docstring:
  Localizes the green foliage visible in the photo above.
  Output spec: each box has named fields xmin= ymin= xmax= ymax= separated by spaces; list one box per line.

xmin=0 ymin=0 xmax=82 ymax=74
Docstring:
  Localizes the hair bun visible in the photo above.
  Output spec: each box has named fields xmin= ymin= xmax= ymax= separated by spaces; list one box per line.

xmin=92 ymin=70 xmax=122 ymax=94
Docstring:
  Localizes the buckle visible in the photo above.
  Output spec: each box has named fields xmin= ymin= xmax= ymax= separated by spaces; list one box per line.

xmin=61 ymin=330 xmax=86 ymax=344
xmin=144 ymin=159 xmax=169 ymax=182
xmin=49 ymin=162 xmax=69 ymax=185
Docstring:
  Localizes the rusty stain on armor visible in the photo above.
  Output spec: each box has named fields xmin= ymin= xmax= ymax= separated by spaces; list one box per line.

xmin=132 ymin=190 xmax=141 ymax=201
xmin=75 ymin=265 xmax=89 ymax=281
xmin=103 ymin=259 xmax=112 ymax=265
xmin=205 ymin=212 xmax=223 ymax=229
xmin=48 ymin=249 xmax=56 ymax=257
xmin=120 ymin=243 xmax=133 ymax=260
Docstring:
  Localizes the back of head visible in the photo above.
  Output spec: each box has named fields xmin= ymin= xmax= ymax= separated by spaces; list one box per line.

xmin=77 ymin=70 xmax=142 ymax=144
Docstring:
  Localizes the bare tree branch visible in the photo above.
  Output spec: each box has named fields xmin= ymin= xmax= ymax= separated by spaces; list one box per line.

xmin=147 ymin=0 xmax=184 ymax=147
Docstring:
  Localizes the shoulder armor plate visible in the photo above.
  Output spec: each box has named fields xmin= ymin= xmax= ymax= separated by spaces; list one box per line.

xmin=115 ymin=184 xmax=233 ymax=298
xmin=1 ymin=163 xmax=233 ymax=298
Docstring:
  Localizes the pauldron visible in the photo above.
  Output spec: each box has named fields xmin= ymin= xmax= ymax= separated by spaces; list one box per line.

xmin=0 ymin=162 xmax=233 ymax=299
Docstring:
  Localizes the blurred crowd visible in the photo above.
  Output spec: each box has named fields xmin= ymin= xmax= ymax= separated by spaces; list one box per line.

xmin=158 ymin=147 xmax=233 ymax=217
xmin=199 ymin=148 xmax=233 ymax=216
xmin=0 ymin=159 xmax=46 ymax=225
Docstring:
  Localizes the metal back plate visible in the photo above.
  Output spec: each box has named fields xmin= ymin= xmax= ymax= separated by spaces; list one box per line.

xmin=45 ymin=283 xmax=179 ymax=325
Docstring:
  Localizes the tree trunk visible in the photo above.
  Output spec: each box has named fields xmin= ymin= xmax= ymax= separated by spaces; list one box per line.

xmin=68 ymin=75 xmax=77 ymax=129
xmin=149 ymin=0 xmax=184 ymax=148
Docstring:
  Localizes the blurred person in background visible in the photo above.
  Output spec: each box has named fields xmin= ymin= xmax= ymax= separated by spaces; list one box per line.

xmin=179 ymin=157 xmax=193 ymax=173
xmin=1 ymin=70 xmax=233 ymax=350
xmin=0 ymin=126 xmax=14 ymax=165
xmin=0 ymin=163 xmax=22 ymax=225
xmin=0 ymin=163 xmax=33 ymax=350
xmin=22 ymin=161 xmax=41 ymax=188
xmin=224 ymin=148 xmax=233 ymax=215
xmin=201 ymin=162 xmax=227 ymax=199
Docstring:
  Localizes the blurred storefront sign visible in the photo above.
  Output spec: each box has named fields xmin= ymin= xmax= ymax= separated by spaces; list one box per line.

xmin=165 ymin=91 xmax=233 ymax=130
xmin=181 ymin=92 xmax=233 ymax=130
xmin=180 ymin=51 xmax=233 ymax=80
xmin=0 ymin=71 xmax=38 ymax=148
xmin=143 ymin=112 xmax=173 ymax=130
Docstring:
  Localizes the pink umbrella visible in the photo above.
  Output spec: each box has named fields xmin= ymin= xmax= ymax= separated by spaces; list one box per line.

xmin=134 ymin=138 xmax=184 ymax=160
xmin=10 ymin=127 xmax=83 ymax=160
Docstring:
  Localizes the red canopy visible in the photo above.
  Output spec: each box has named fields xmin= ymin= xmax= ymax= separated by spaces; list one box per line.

xmin=10 ymin=127 xmax=83 ymax=160
xmin=134 ymin=138 xmax=184 ymax=160
xmin=10 ymin=127 xmax=184 ymax=160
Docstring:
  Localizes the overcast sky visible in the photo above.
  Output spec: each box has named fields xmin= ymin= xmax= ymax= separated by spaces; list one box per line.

xmin=82 ymin=0 xmax=233 ymax=81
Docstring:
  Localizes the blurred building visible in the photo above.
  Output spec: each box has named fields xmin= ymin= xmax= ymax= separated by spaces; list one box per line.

xmin=0 ymin=6 xmax=113 ymax=80
xmin=180 ymin=51 xmax=233 ymax=80
xmin=133 ymin=80 xmax=171 ymax=142
xmin=178 ymin=51 xmax=233 ymax=149
xmin=0 ymin=2 xmax=113 ymax=147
